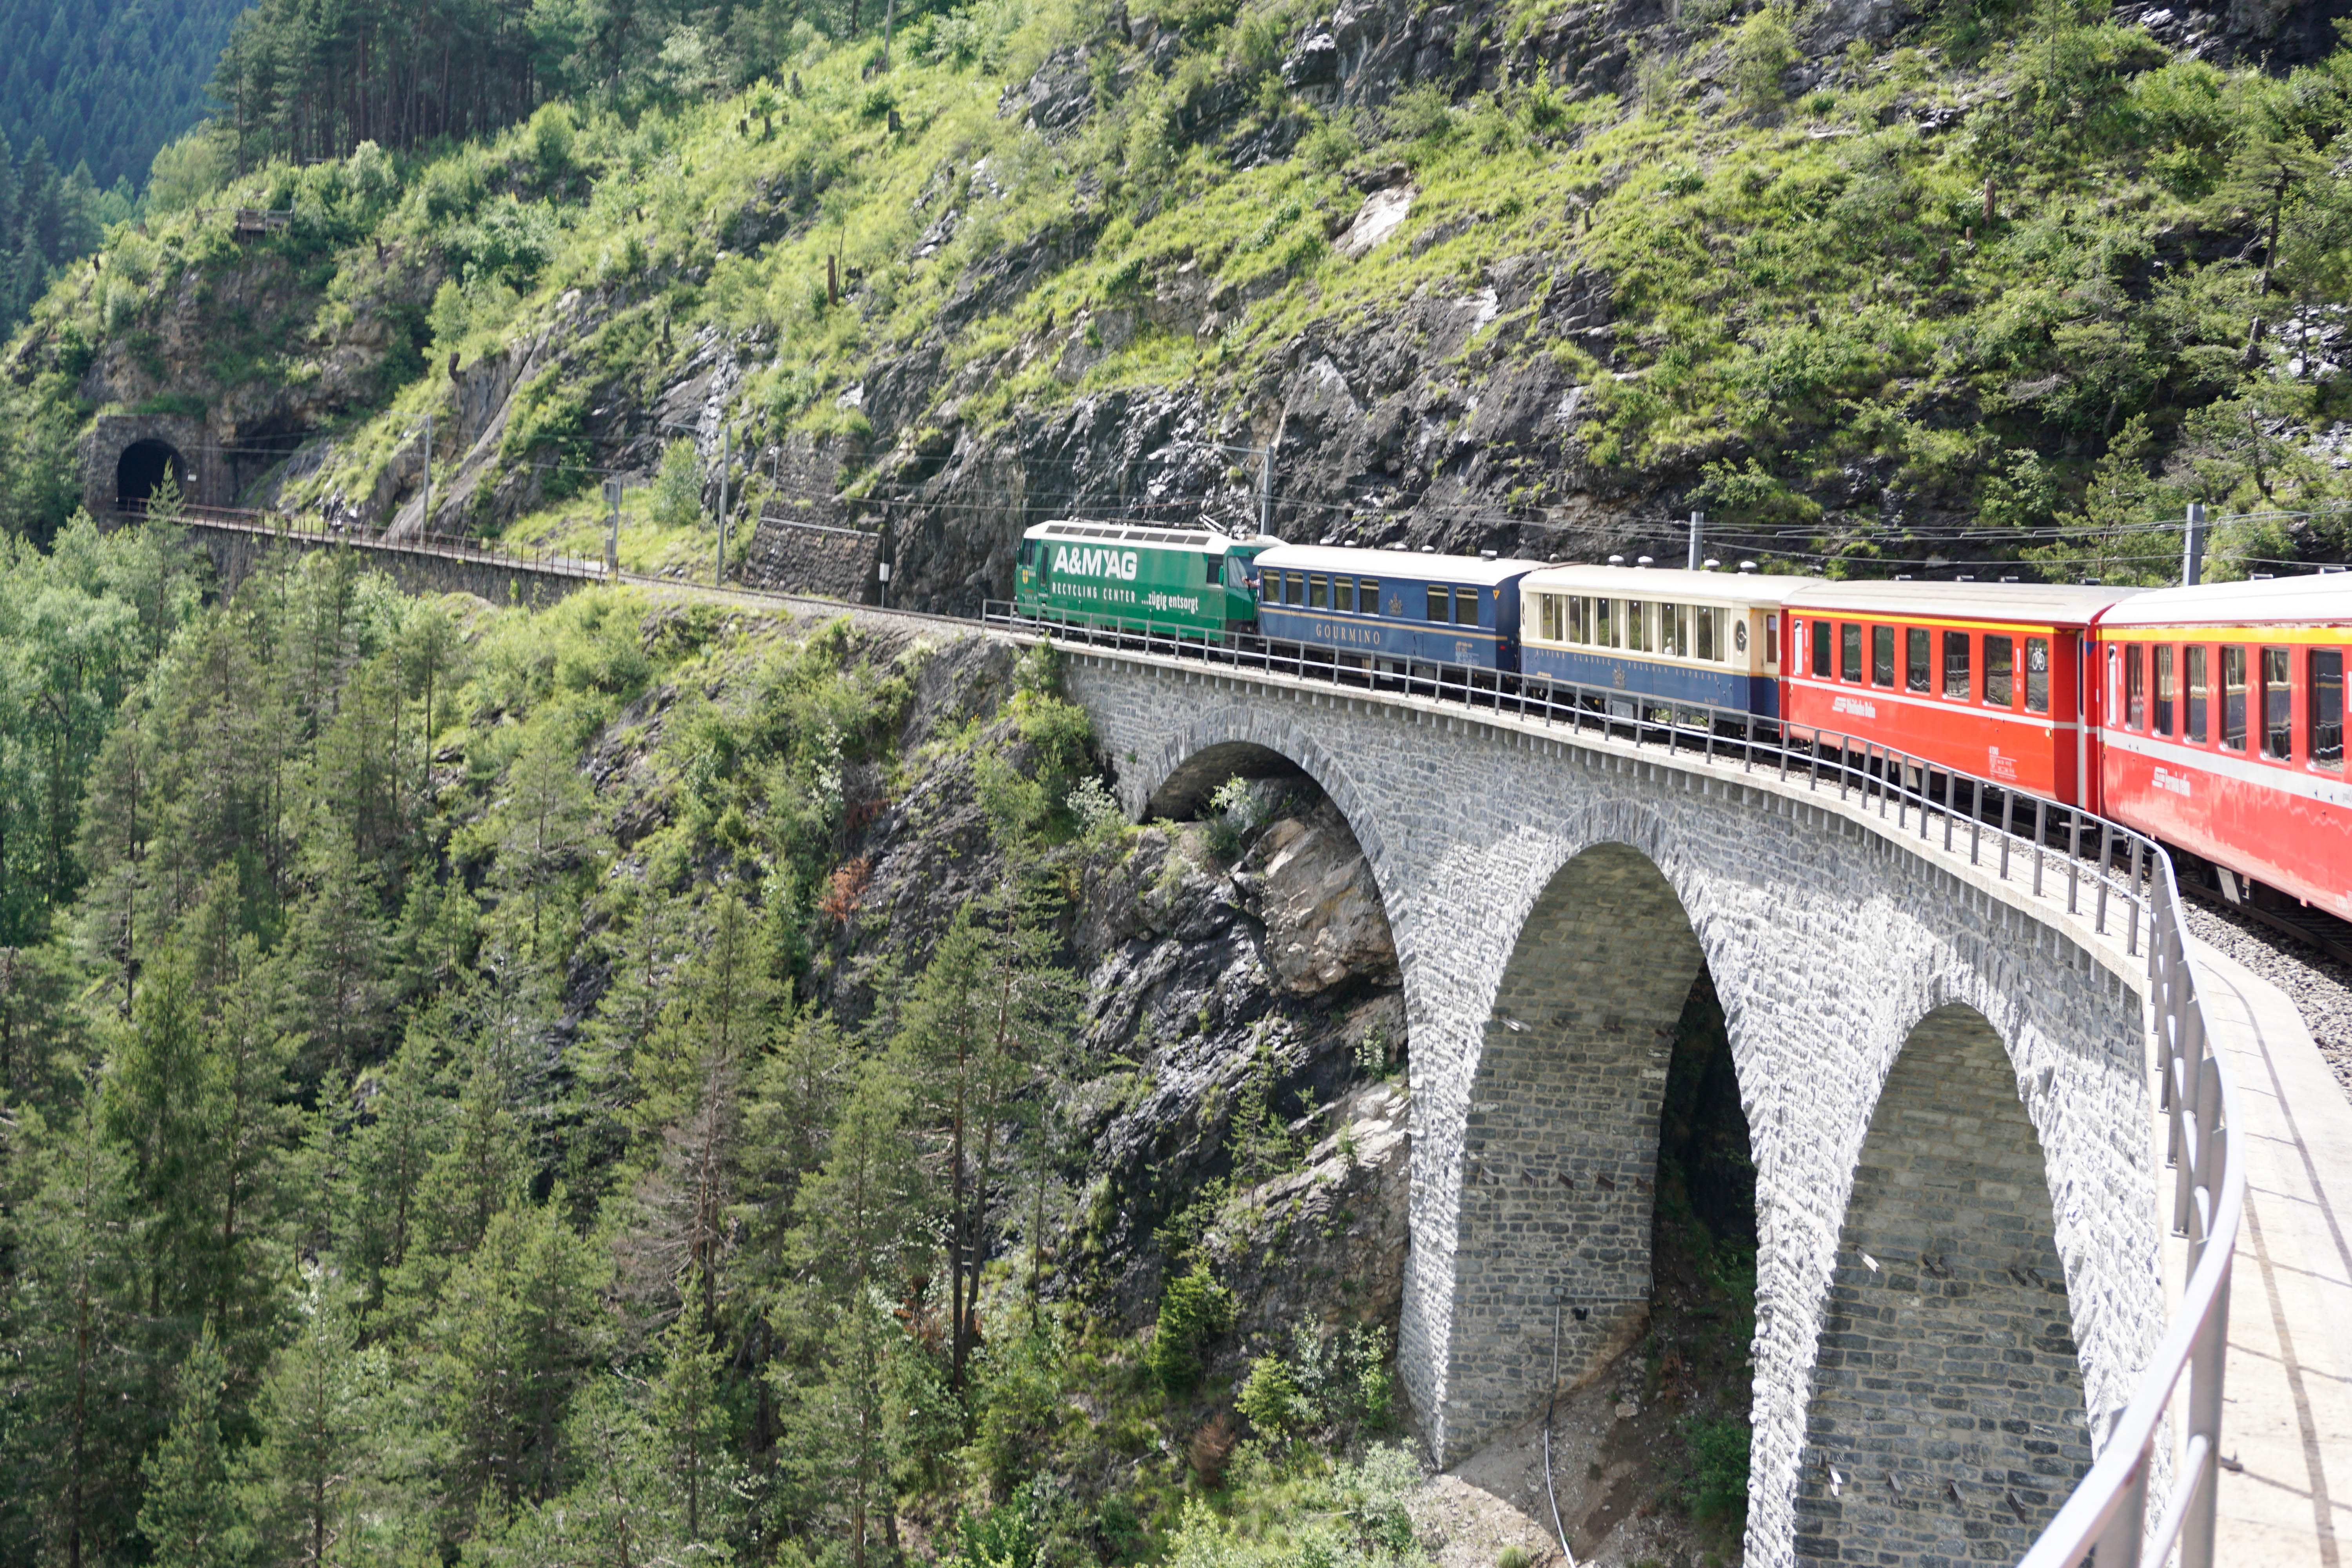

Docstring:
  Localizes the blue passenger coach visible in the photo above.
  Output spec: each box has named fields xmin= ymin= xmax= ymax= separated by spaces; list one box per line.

xmin=1254 ymin=545 xmax=1541 ymax=673
xmin=1517 ymin=564 xmax=1810 ymax=716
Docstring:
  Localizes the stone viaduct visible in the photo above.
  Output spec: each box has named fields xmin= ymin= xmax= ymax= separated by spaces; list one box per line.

xmin=1061 ymin=645 xmax=2167 ymax=1568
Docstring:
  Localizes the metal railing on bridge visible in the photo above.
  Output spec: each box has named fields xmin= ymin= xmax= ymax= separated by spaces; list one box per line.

xmin=982 ymin=600 xmax=2245 ymax=1568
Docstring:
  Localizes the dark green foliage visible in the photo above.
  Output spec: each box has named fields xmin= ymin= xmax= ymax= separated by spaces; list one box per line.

xmin=1679 ymin=1413 xmax=1753 ymax=1531
xmin=1147 ymin=1259 xmax=1235 ymax=1395
xmin=0 ymin=0 xmax=244 ymax=189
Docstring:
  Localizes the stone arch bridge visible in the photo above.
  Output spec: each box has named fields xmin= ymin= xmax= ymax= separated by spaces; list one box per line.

xmin=1059 ymin=643 xmax=2171 ymax=1568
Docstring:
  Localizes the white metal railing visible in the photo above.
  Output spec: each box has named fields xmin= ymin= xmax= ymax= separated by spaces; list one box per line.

xmin=984 ymin=600 xmax=2243 ymax=1568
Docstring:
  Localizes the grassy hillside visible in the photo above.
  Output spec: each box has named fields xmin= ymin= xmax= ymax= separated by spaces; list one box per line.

xmin=7 ymin=0 xmax=2352 ymax=586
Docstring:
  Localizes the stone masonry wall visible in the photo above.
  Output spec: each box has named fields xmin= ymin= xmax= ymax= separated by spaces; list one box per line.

xmin=1795 ymin=1004 xmax=2093 ymax=1563
xmin=1451 ymin=844 xmax=1704 ymax=1425
xmin=1059 ymin=654 xmax=2160 ymax=1568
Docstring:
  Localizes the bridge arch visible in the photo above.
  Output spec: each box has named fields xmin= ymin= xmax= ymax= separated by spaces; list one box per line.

xmin=115 ymin=438 xmax=188 ymax=510
xmin=1430 ymin=835 xmax=1762 ymax=1455
xmin=1794 ymin=1000 xmax=2094 ymax=1564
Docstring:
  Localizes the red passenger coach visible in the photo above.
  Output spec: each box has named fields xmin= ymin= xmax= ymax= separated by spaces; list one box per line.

xmin=2097 ymin=575 xmax=2352 ymax=922
xmin=1781 ymin=583 xmax=2143 ymax=809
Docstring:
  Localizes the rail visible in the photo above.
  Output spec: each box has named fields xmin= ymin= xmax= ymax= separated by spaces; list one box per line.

xmin=152 ymin=500 xmax=609 ymax=580
xmin=980 ymin=601 xmax=2243 ymax=1568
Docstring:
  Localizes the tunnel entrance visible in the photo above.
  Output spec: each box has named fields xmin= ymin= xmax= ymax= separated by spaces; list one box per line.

xmin=115 ymin=439 xmax=187 ymax=512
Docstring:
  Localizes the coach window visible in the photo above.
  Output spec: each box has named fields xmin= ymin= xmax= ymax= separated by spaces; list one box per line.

xmin=1334 ymin=578 xmax=1355 ymax=613
xmin=2126 ymin=645 xmax=2146 ymax=729
xmin=1695 ymin=606 xmax=1717 ymax=662
xmin=2312 ymin=650 xmax=2344 ymax=771
xmin=1870 ymin=625 xmax=1894 ymax=686
xmin=1836 ymin=622 xmax=1859 ymax=683
xmin=2261 ymin=647 xmax=2292 ymax=760
xmin=2221 ymin=646 xmax=2248 ymax=750
xmin=1362 ymin=580 xmax=1381 ymax=615
xmin=2185 ymin=647 xmax=2209 ymax=743
xmin=1595 ymin=597 xmax=1614 ymax=647
xmin=1283 ymin=572 xmax=1305 ymax=606
xmin=1984 ymin=635 xmax=2014 ymax=706
xmin=1904 ymin=627 xmax=1929 ymax=693
xmin=1942 ymin=631 xmax=1971 ymax=699
xmin=1811 ymin=619 xmax=1832 ymax=678
xmin=1451 ymin=588 xmax=1477 ymax=625
xmin=1308 ymin=575 xmax=1330 ymax=610
xmin=2025 ymin=637 xmax=2050 ymax=714
xmin=2154 ymin=646 xmax=2176 ymax=735
xmin=1760 ymin=613 xmax=1776 ymax=672
xmin=1426 ymin=586 xmax=1446 ymax=622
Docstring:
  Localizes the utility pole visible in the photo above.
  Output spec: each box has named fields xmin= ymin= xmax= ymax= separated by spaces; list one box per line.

xmin=2183 ymin=503 xmax=2207 ymax=587
xmin=715 ymin=425 xmax=731 ymax=587
xmin=1687 ymin=510 xmax=1704 ymax=572
xmin=604 ymin=478 xmax=622 ymax=580
xmin=421 ymin=412 xmax=432 ymax=532
xmin=1259 ymin=432 xmax=1278 ymax=537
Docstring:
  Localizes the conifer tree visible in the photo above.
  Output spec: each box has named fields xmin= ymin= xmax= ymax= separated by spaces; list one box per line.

xmin=138 ymin=1321 xmax=246 ymax=1568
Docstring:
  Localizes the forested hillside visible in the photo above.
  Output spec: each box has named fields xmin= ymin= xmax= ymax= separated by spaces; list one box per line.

xmin=0 ymin=0 xmax=243 ymax=189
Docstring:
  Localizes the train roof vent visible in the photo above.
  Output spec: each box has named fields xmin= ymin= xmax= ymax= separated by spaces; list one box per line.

xmin=1420 ymin=544 xmax=1436 ymax=553
xmin=1739 ymin=561 xmax=1757 ymax=572
xmin=1479 ymin=549 xmax=1498 ymax=560
xmin=1608 ymin=555 xmax=1624 ymax=566
xmin=1636 ymin=555 xmax=1653 ymax=567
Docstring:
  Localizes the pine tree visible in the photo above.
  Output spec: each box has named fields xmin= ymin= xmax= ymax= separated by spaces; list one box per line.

xmin=4 ymin=1088 xmax=147 ymax=1567
xmin=777 ymin=1059 xmax=917 ymax=1567
xmin=240 ymin=1270 xmax=367 ymax=1568
xmin=138 ymin=1321 xmax=247 ymax=1568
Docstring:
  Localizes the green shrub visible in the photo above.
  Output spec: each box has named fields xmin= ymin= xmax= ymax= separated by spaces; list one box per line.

xmin=1236 ymin=1354 xmax=1308 ymax=1437
xmin=1147 ymin=1261 xmax=1234 ymax=1395
xmin=652 ymin=438 xmax=705 ymax=528
xmin=1680 ymin=1413 xmax=1752 ymax=1530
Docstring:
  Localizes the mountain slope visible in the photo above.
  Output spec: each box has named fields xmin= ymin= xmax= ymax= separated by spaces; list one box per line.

xmin=0 ymin=0 xmax=245 ymax=189
xmin=7 ymin=0 xmax=2352 ymax=594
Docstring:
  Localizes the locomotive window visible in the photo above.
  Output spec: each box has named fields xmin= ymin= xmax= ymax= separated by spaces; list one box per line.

xmin=1019 ymin=539 xmax=1037 ymax=566
xmin=1426 ymin=586 xmax=1446 ymax=622
xmin=2261 ymin=647 xmax=2292 ymax=759
xmin=2155 ymin=646 xmax=2176 ymax=735
xmin=1943 ymin=631 xmax=1971 ymax=699
xmin=2185 ymin=646 xmax=2209 ymax=743
xmin=2313 ymin=650 xmax=2344 ymax=772
xmin=1984 ymin=636 xmax=2014 ymax=706
xmin=1906 ymin=628 xmax=1929 ymax=692
xmin=1308 ymin=575 xmax=1330 ymax=610
xmin=1871 ymin=625 xmax=1894 ymax=686
xmin=1696 ymin=606 xmax=1717 ymax=662
xmin=1455 ymin=588 xmax=1481 ymax=625
xmin=2125 ymin=644 xmax=2145 ymax=730
xmin=1811 ymin=619 xmax=1832 ymax=679
xmin=2025 ymin=638 xmax=2049 ymax=714
xmin=2221 ymin=646 xmax=2247 ymax=750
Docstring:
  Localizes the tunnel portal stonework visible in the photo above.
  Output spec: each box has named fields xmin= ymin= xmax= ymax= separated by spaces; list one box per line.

xmin=1061 ymin=651 xmax=2161 ymax=1568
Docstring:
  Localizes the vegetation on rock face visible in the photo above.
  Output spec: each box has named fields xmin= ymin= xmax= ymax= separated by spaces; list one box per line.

xmin=2 ymin=0 xmax=2350 ymax=590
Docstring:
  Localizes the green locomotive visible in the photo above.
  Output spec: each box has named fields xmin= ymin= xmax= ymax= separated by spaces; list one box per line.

xmin=1014 ymin=519 xmax=1278 ymax=637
